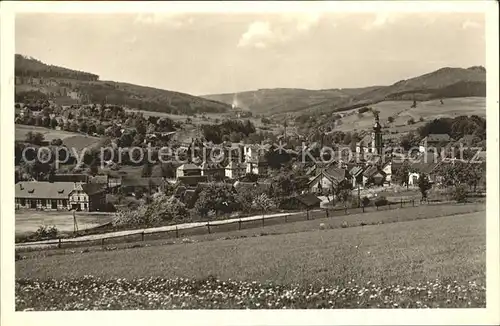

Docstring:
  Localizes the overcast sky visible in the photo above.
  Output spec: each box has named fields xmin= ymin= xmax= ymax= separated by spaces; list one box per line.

xmin=16 ymin=12 xmax=485 ymax=96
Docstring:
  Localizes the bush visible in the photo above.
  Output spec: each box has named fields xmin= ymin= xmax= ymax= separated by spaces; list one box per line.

xmin=361 ymin=196 xmax=371 ymax=207
xmin=407 ymin=118 xmax=415 ymax=125
xmin=374 ymin=196 xmax=389 ymax=207
xmin=32 ymin=225 xmax=58 ymax=240
xmin=452 ymin=184 xmax=468 ymax=203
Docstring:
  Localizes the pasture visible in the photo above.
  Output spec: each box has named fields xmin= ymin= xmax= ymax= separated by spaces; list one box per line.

xmin=15 ymin=125 xmax=78 ymax=142
xmin=15 ymin=210 xmax=113 ymax=236
xmin=334 ymin=97 xmax=485 ymax=134
xmin=15 ymin=207 xmax=486 ymax=309
xmin=15 ymin=125 xmax=101 ymax=150
xmin=16 ymin=207 xmax=485 ymax=285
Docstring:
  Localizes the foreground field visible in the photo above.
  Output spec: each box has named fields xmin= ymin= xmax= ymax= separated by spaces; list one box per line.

xmin=17 ymin=210 xmax=485 ymax=281
xmin=15 ymin=211 xmax=485 ymax=309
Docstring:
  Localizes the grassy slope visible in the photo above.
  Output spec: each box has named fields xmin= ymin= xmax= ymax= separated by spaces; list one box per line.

xmin=319 ymin=97 xmax=485 ymax=135
xmin=17 ymin=207 xmax=485 ymax=286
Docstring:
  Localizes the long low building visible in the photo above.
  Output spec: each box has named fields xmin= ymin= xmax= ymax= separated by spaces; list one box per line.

xmin=15 ymin=181 xmax=106 ymax=211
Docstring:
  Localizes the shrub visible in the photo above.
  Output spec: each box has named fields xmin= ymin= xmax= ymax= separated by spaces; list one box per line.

xmin=32 ymin=225 xmax=58 ymax=240
xmin=407 ymin=118 xmax=415 ymax=125
xmin=374 ymin=196 xmax=389 ymax=207
xmin=452 ymin=184 xmax=468 ymax=203
xmin=361 ymin=196 xmax=371 ymax=207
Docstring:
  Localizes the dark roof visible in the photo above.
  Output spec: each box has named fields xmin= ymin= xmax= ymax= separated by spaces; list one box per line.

xmin=177 ymin=163 xmax=200 ymax=171
xmin=200 ymin=161 xmax=223 ymax=170
xmin=422 ymin=134 xmax=451 ymax=143
xmin=362 ymin=165 xmax=380 ymax=178
xmin=121 ymin=177 xmax=164 ymax=187
xmin=295 ymin=194 xmax=321 ymax=207
xmin=349 ymin=166 xmax=365 ymax=177
xmin=177 ymin=175 xmax=209 ymax=187
xmin=15 ymin=181 xmax=75 ymax=199
xmin=52 ymin=174 xmax=89 ymax=183
xmin=88 ymin=175 xmax=108 ymax=184
xmin=323 ymin=166 xmax=349 ymax=182
xmin=356 ymin=134 xmax=373 ymax=146
xmin=81 ymin=183 xmax=106 ymax=195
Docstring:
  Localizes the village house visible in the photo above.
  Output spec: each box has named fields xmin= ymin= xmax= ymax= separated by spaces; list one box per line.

xmin=15 ymin=181 xmax=106 ymax=211
xmin=120 ymin=177 xmax=166 ymax=196
xmin=419 ymin=134 xmax=452 ymax=153
xmin=200 ymin=161 xmax=225 ymax=180
xmin=225 ymin=161 xmax=246 ymax=179
xmin=362 ymin=165 xmax=387 ymax=187
xmin=176 ymin=163 xmax=201 ymax=179
xmin=407 ymin=154 xmax=443 ymax=186
xmin=349 ymin=165 xmax=365 ymax=188
xmin=280 ymin=193 xmax=322 ymax=212
xmin=308 ymin=166 xmax=350 ymax=195
xmin=246 ymin=156 xmax=269 ymax=176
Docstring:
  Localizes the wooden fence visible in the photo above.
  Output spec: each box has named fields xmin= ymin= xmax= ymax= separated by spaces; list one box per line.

xmin=17 ymin=198 xmax=433 ymax=251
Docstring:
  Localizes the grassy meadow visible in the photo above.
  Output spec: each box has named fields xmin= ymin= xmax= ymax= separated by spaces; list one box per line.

xmin=16 ymin=209 xmax=486 ymax=309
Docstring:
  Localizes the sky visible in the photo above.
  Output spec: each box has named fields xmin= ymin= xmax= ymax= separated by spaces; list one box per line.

xmin=15 ymin=12 xmax=485 ymax=96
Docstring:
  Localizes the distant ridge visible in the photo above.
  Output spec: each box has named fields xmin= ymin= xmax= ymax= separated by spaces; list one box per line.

xmin=203 ymin=66 xmax=486 ymax=117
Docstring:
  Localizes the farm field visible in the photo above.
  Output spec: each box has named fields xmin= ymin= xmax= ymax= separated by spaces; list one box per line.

xmin=17 ymin=206 xmax=485 ymax=283
xmin=333 ymin=97 xmax=485 ymax=134
xmin=15 ymin=210 xmax=486 ymax=309
xmin=15 ymin=124 xmax=101 ymax=150
xmin=15 ymin=210 xmax=113 ymax=236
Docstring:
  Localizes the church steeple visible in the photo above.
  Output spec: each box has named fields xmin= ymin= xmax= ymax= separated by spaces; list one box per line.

xmin=371 ymin=113 xmax=383 ymax=155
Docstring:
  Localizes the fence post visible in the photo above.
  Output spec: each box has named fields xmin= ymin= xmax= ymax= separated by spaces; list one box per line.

xmin=326 ymin=209 xmax=329 ymax=218
xmin=362 ymin=205 xmax=365 ymax=213
xmin=141 ymin=231 xmax=145 ymax=242
xmin=58 ymin=238 xmax=62 ymax=249
xmin=306 ymin=209 xmax=310 ymax=220
xmin=262 ymin=215 xmax=265 ymax=227
xmin=238 ymin=219 xmax=242 ymax=230
xmin=175 ymin=226 xmax=179 ymax=238
xmin=207 ymin=222 xmax=211 ymax=234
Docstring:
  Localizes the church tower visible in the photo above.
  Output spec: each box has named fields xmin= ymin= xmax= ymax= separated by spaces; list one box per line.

xmin=371 ymin=113 xmax=383 ymax=155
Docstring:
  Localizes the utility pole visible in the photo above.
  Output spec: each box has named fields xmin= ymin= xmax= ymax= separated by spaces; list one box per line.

xmin=357 ymin=183 xmax=361 ymax=207
xmin=73 ymin=210 xmax=78 ymax=234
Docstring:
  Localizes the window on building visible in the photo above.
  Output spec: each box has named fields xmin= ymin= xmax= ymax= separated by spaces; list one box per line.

xmin=62 ymin=199 xmax=68 ymax=207
xmin=20 ymin=198 xmax=25 ymax=206
xmin=41 ymin=199 xmax=46 ymax=206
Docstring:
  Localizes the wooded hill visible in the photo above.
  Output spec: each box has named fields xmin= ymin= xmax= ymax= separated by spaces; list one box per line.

xmin=15 ymin=55 xmax=231 ymax=115
xmin=203 ymin=66 xmax=486 ymax=118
